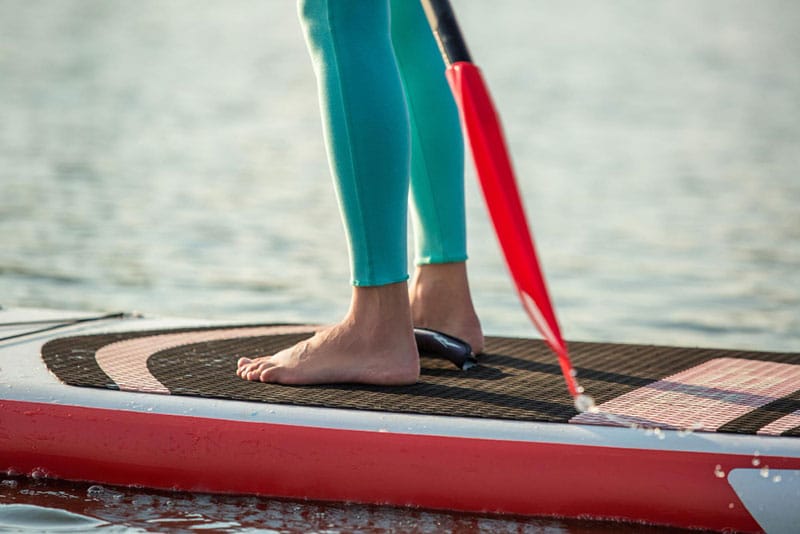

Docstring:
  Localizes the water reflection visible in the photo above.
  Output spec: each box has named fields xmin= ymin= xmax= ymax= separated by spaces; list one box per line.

xmin=1 ymin=477 xmax=690 ymax=533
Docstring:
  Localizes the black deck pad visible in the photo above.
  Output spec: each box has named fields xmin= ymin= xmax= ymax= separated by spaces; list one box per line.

xmin=41 ymin=325 xmax=800 ymax=436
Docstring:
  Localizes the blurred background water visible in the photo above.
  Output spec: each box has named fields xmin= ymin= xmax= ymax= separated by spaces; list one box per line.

xmin=1 ymin=0 xmax=799 ymax=531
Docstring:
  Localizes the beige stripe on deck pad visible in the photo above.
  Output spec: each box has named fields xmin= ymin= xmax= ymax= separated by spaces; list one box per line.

xmin=96 ymin=326 xmax=317 ymax=393
xmin=570 ymin=358 xmax=800 ymax=434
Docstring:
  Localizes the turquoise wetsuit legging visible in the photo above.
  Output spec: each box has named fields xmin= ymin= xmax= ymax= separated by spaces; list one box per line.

xmin=299 ymin=0 xmax=467 ymax=286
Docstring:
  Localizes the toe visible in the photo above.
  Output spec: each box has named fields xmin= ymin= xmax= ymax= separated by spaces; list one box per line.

xmin=258 ymin=366 xmax=276 ymax=382
xmin=247 ymin=360 xmax=275 ymax=382
xmin=236 ymin=364 xmax=248 ymax=378
xmin=237 ymin=361 xmax=256 ymax=379
xmin=259 ymin=363 xmax=294 ymax=384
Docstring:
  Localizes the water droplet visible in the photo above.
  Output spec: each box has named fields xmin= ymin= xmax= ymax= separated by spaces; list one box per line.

xmin=752 ymin=458 xmax=760 ymax=467
xmin=728 ymin=503 xmax=735 ymax=509
xmin=714 ymin=465 xmax=726 ymax=478
xmin=573 ymin=394 xmax=596 ymax=413
xmin=1 ymin=480 xmax=18 ymax=488
xmin=569 ymin=369 xmax=578 ymax=377
xmin=773 ymin=475 xmax=782 ymax=483
xmin=576 ymin=386 xmax=584 ymax=394
xmin=760 ymin=466 xmax=769 ymax=478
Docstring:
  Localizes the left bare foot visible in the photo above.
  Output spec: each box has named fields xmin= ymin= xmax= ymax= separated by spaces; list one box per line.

xmin=237 ymin=282 xmax=419 ymax=385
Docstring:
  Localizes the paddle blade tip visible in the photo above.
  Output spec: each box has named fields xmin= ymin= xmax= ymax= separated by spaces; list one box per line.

xmin=574 ymin=394 xmax=598 ymax=413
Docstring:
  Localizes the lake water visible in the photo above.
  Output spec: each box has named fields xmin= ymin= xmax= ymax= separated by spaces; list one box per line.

xmin=1 ymin=0 xmax=798 ymax=531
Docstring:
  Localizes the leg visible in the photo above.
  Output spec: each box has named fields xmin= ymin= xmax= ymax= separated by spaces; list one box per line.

xmin=238 ymin=0 xmax=418 ymax=385
xmin=389 ymin=1 xmax=483 ymax=352
xmin=300 ymin=0 xmax=410 ymax=287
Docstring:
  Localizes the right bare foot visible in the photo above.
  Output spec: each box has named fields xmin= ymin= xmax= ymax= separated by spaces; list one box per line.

xmin=237 ymin=282 xmax=420 ymax=385
xmin=409 ymin=262 xmax=484 ymax=354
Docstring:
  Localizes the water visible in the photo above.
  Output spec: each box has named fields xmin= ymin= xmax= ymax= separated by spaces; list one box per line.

xmin=1 ymin=0 xmax=799 ymax=531
xmin=573 ymin=393 xmax=596 ymax=414
xmin=1 ymin=477 xmax=681 ymax=534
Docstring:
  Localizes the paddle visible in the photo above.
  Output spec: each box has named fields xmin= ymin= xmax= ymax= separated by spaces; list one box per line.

xmin=420 ymin=0 xmax=584 ymax=401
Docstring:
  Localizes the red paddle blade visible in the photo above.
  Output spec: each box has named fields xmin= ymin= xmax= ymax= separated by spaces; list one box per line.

xmin=446 ymin=61 xmax=578 ymax=397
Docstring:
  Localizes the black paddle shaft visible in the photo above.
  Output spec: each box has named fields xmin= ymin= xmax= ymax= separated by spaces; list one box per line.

xmin=420 ymin=0 xmax=472 ymax=66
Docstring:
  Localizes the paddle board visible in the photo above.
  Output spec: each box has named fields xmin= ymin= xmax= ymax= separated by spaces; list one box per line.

xmin=1 ymin=306 xmax=798 ymax=532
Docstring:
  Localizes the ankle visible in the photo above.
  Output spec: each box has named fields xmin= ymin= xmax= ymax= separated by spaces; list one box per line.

xmin=410 ymin=263 xmax=472 ymax=312
xmin=346 ymin=282 xmax=415 ymax=343
xmin=349 ymin=281 xmax=411 ymax=318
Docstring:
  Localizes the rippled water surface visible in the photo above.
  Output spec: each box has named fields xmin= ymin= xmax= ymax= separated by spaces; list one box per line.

xmin=2 ymin=0 xmax=799 ymax=531
xmin=1 ymin=477 xmax=691 ymax=533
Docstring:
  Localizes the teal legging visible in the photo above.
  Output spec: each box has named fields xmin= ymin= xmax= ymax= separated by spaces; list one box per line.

xmin=299 ymin=0 xmax=466 ymax=286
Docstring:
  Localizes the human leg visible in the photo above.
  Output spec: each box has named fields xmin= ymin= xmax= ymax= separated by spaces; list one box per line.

xmin=237 ymin=0 xmax=419 ymax=385
xmin=301 ymin=0 xmax=410 ymax=287
xmin=389 ymin=0 xmax=483 ymax=352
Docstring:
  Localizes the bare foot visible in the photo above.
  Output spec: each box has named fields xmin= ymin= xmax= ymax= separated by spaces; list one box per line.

xmin=237 ymin=282 xmax=419 ymax=385
xmin=409 ymin=262 xmax=484 ymax=354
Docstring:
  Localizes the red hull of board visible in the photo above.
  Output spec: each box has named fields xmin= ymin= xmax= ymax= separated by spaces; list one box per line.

xmin=5 ymin=399 xmax=793 ymax=532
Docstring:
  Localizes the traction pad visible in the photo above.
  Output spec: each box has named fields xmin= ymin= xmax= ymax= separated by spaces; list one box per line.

xmin=41 ymin=325 xmax=800 ymax=436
